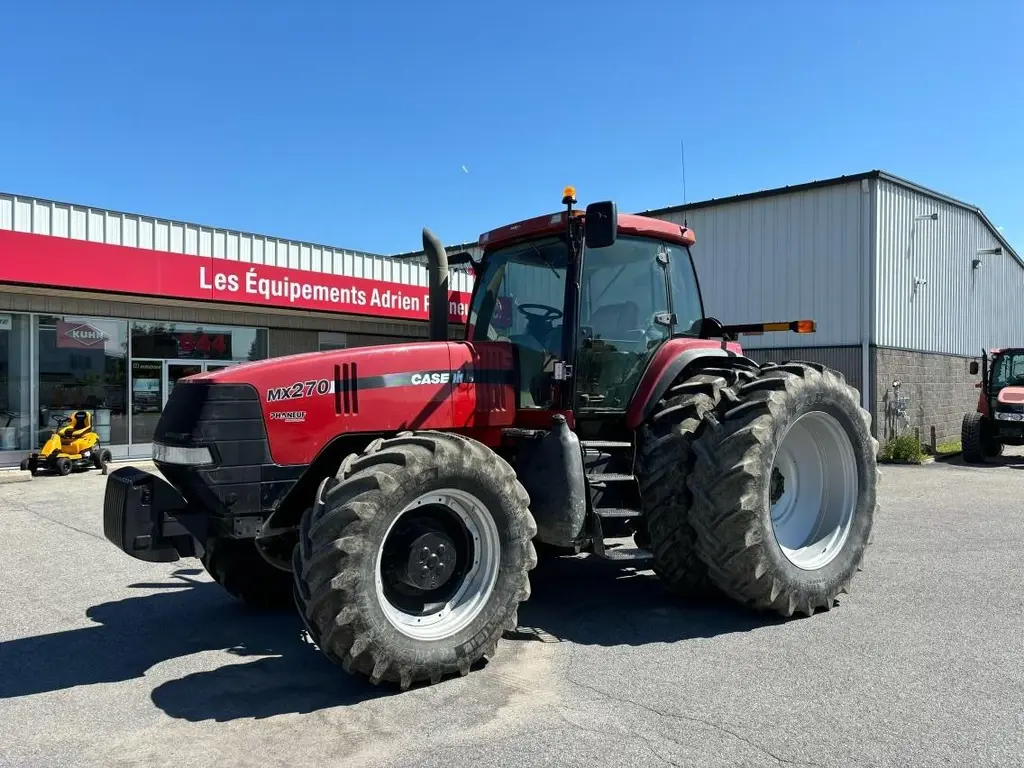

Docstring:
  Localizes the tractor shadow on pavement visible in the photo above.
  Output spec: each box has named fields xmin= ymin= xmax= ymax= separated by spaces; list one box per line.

xmin=937 ymin=449 xmax=1024 ymax=470
xmin=510 ymin=545 xmax=786 ymax=647
xmin=0 ymin=551 xmax=785 ymax=723
xmin=0 ymin=567 xmax=385 ymax=721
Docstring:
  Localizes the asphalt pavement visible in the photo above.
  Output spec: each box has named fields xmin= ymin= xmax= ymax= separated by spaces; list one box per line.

xmin=0 ymin=453 xmax=1022 ymax=767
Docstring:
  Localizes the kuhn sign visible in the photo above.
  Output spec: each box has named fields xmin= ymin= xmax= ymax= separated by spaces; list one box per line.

xmin=57 ymin=321 xmax=110 ymax=349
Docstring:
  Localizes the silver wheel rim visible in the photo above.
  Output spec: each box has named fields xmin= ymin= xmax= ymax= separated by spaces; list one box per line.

xmin=375 ymin=488 xmax=501 ymax=641
xmin=769 ymin=411 xmax=858 ymax=571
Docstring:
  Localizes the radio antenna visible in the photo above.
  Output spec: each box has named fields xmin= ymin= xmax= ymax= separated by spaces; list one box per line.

xmin=679 ymin=139 xmax=688 ymax=227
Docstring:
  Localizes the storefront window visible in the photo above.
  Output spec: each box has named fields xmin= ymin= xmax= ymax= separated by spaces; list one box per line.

xmin=0 ymin=313 xmax=33 ymax=453
xmin=130 ymin=322 xmax=267 ymax=362
xmin=128 ymin=321 xmax=267 ymax=448
xmin=37 ymin=316 xmax=128 ymax=448
xmin=319 ymin=331 xmax=347 ymax=351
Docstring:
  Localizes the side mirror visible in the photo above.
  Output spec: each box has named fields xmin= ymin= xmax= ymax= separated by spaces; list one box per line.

xmin=697 ymin=317 xmax=726 ymax=339
xmin=969 ymin=361 xmax=979 ymax=375
xmin=584 ymin=201 xmax=617 ymax=249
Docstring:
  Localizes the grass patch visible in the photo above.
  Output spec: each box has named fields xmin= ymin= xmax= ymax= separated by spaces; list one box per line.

xmin=934 ymin=440 xmax=962 ymax=456
xmin=879 ymin=433 xmax=927 ymax=463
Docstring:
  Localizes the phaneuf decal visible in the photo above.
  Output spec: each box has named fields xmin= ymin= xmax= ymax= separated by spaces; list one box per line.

xmin=270 ymin=410 xmax=307 ymax=423
xmin=199 ymin=266 xmax=424 ymax=310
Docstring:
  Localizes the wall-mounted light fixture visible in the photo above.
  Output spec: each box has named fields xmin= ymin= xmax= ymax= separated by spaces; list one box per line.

xmin=974 ymin=246 xmax=1002 ymax=269
xmin=915 ymin=212 xmax=939 ymax=221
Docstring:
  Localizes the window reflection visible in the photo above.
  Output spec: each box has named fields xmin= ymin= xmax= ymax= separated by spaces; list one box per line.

xmin=0 ymin=314 xmax=33 ymax=452
xmin=37 ymin=316 xmax=128 ymax=448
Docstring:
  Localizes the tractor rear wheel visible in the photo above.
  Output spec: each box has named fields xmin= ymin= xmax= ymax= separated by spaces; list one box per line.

xmin=962 ymin=411 xmax=1001 ymax=463
xmin=200 ymin=536 xmax=294 ymax=610
xmin=687 ymin=362 xmax=878 ymax=617
xmin=637 ymin=363 xmax=759 ymax=597
xmin=293 ymin=431 xmax=536 ymax=689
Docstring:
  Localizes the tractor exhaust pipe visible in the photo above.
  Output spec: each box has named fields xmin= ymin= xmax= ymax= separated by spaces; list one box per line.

xmin=422 ymin=227 xmax=449 ymax=342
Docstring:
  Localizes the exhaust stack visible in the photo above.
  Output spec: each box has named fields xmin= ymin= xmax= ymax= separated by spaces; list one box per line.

xmin=422 ymin=227 xmax=449 ymax=342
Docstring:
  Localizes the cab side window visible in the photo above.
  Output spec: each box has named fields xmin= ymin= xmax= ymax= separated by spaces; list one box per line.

xmin=667 ymin=245 xmax=704 ymax=336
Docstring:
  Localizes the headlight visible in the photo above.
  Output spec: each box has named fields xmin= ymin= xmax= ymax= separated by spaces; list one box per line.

xmin=994 ymin=412 xmax=1024 ymax=422
xmin=152 ymin=442 xmax=214 ymax=465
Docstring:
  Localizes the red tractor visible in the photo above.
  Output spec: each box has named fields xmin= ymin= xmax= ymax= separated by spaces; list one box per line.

xmin=103 ymin=188 xmax=878 ymax=689
xmin=962 ymin=348 xmax=1024 ymax=462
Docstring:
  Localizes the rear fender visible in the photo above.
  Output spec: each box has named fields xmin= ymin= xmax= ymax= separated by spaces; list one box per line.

xmin=625 ymin=338 xmax=755 ymax=429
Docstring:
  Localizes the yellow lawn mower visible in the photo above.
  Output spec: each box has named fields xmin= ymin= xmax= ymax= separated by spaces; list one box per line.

xmin=21 ymin=411 xmax=112 ymax=476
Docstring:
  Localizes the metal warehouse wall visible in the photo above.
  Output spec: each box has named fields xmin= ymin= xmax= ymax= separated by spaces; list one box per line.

xmin=873 ymin=180 xmax=1024 ymax=355
xmin=0 ymin=194 xmax=474 ymax=297
xmin=649 ymin=181 xmax=870 ymax=350
xmin=742 ymin=345 xmax=863 ymax=394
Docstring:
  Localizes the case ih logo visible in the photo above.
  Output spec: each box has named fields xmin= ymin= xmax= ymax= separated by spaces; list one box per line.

xmin=57 ymin=321 xmax=109 ymax=349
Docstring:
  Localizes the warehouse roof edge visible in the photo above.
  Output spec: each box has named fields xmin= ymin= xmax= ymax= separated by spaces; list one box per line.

xmin=641 ymin=169 xmax=1021 ymax=267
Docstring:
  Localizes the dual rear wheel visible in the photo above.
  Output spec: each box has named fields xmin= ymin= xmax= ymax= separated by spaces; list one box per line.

xmin=638 ymin=360 xmax=878 ymax=616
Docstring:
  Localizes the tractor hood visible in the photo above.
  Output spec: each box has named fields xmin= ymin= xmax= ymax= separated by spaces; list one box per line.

xmin=996 ymin=386 xmax=1024 ymax=406
xmin=188 ymin=340 xmax=516 ymax=465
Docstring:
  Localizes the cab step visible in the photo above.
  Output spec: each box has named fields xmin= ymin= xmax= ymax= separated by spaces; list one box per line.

xmin=594 ymin=547 xmax=651 ymax=563
xmin=580 ymin=440 xmax=632 ymax=451
xmin=587 ymin=473 xmax=635 ymax=483
xmin=594 ymin=508 xmax=641 ymax=519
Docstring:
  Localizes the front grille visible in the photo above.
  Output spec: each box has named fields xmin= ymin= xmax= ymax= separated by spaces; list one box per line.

xmin=103 ymin=470 xmax=129 ymax=547
xmin=155 ymin=382 xmax=267 ymax=463
xmin=154 ymin=382 xmax=271 ymax=517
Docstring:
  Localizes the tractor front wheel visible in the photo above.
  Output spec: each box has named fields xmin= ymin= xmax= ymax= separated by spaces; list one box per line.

xmin=687 ymin=362 xmax=878 ymax=617
xmin=962 ymin=411 xmax=1001 ymax=463
xmin=293 ymin=431 xmax=537 ymax=689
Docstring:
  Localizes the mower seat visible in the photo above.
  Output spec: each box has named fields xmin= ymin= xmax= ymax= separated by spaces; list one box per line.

xmin=60 ymin=411 xmax=93 ymax=439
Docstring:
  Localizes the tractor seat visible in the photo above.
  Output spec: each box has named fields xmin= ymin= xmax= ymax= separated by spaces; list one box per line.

xmin=587 ymin=301 xmax=639 ymax=340
xmin=60 ymin=411 xmax=93 ymax=439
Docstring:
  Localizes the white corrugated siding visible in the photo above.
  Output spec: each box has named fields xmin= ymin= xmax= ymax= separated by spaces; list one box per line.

xmin=649 ymin=181 xmax=868 ymax=348
xmin=0 ymin=193 xmax=467 ymax=292
xmin=874 ymin=180 xmax=1024 ymax=355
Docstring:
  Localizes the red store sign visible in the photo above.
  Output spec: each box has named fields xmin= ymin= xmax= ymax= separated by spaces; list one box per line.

xmin=0 ymin=230 xmax=473 ymax=323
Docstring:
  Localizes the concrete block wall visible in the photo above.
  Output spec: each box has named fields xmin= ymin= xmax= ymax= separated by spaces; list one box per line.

xmin=871 ymin=347 xmax=977 ymax=446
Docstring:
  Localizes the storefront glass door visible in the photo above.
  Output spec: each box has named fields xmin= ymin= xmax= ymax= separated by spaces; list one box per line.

xmin=129 ymin=360 xmax=237 ymax=456
xmin=164 ymin=362 xmax=203 ymax=401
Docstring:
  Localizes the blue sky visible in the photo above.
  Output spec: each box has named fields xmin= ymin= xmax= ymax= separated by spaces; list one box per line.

xmin=2 ymin=1 xmax=1021 ymax=256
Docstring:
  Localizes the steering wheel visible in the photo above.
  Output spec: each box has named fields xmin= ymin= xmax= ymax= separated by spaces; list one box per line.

xmin=53 ymin=415 xmax=71 ymax=427
xmin=517 ymin=303 xmax=563 ymax=322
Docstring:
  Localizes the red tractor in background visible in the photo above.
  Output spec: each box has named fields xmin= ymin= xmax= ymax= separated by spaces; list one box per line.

xmin=962 ymin=347 xmax=1024 ymax=462
xmin=103 ymin=188 xmax=879 ymax=690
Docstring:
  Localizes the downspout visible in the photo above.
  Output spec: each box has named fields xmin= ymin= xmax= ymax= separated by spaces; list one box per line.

xmin=860 ymin=178 xmax=874 ymax=413
xmin=422 ymin=227 xmax=449 ymax=342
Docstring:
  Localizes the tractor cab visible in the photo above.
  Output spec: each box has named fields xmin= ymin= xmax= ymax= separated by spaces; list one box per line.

xmin=970 ymin=348 xmax=1024 ymax=405
xmin=463 ymin=189 xmax=706 ymax=418
xmin=963 ymin=348 xmax=1024 ymax=461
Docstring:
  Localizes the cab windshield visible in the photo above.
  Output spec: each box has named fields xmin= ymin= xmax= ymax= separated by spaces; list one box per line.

xmin=465 ymin=231 xmax=705 ymax=411
xmin=467 ymin=236 xmax=568 ymax=408
xmin=991 ymin=352 xmax=1024 ymax=388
